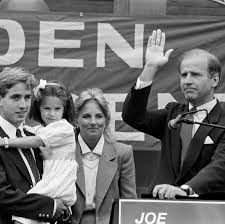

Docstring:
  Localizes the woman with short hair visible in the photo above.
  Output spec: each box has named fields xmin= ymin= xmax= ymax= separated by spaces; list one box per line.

xmin=71 ymin=88 xmax=137 ymax=224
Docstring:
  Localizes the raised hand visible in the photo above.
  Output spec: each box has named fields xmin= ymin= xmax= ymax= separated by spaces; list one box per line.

xmin=145 ymin=29 xmax=173 ymax=69
xmin=139 ymin=29 xmax=174 ymax=83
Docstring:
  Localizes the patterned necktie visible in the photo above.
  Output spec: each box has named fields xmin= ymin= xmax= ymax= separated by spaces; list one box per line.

xmin=16 ymin=129 xmax=40 ymax=183
xmin=180 ymin=108 xmax=196 ymax=168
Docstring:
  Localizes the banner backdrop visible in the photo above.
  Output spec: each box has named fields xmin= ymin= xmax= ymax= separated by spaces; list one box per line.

xmin=0 ymin=12 xmax=225 ymax=153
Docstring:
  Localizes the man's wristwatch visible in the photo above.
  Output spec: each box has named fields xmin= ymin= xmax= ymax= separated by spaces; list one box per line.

xmin=180 ymin=185 xmax=194 ymax=196
xmin=3 ymin=137 xmax=9 ymax=149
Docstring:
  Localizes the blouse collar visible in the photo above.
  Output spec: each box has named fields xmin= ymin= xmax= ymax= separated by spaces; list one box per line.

xmin=78 ymin=134 xmax=104 ymax=156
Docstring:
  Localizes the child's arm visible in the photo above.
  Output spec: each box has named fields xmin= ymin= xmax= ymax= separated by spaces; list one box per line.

xmin=0 ymin=136 xmax=44 ymax=149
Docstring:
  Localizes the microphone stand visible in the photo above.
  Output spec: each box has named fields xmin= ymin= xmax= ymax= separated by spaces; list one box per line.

xmin=181 ymin=119 xmax=225 ymax=130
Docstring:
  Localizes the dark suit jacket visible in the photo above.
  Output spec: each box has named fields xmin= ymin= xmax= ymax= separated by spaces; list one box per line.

xmin=122 ymin=85 xmax=225 ymax=195
xmin=0 ymin=127 xmax=55 ymax=224
xmin=70 ymin=138 xmax=137 ymax=224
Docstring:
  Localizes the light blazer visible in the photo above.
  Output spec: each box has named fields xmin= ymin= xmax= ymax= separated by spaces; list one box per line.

xmin=0 ymin=127 xmax=55 ymax=224
xmin=122 ymin=85 xmax=225 ymax=195
xmin=71 ymin=137 xmax=137 ymax=224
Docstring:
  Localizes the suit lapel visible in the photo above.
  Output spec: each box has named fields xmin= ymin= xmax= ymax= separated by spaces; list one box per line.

xmin=75 ymin=142 xmax=86 ymax=197
xmin=95 ymin=141 xmax=117 ymax=213
xmin=178 ymin=101 xmax=222 ymax=180
xmin=5 ymin=149 xmax=33 ymax=184
xmin=0 ymin=126 xmax=33 ymax=184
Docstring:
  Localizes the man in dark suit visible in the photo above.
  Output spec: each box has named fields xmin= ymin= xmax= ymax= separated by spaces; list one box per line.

xmin=0 ymin=67 xmax=68 ymax=223
xmin=122 ymin=29 xmax=225 ymax=199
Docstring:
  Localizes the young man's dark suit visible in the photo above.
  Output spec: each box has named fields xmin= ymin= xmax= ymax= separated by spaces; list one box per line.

xmin=0 ymin=126 xmax=55 ymax=224
xmin=122 ymin=85 xmax=225 ymax=195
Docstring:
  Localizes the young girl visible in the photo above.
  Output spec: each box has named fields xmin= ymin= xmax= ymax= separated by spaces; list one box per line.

xmin=0 ymin=79 xmax=78 ymax=224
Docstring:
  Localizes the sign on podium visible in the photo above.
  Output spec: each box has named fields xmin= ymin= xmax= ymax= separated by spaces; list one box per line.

xmin=111 ymin=199 xmax=225 ymax=224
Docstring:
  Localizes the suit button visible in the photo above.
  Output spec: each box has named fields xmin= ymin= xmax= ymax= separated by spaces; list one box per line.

xmin=30 ymin=185 xmax=33 ymax=188
xmin=38 ymin=214 xmax=42 ymax=217
xmin=46 ymin=214 xmax=49 ymax=218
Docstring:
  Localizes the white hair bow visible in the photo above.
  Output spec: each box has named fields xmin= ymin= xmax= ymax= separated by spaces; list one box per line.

xmin=33 ymin=79 xmax=47 ymax=97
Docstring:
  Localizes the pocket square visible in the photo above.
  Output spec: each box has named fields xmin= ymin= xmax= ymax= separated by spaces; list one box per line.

xmin=204 ymin=136 xmax=214 ymax=144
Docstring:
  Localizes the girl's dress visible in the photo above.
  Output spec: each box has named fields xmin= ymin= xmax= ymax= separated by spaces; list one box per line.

xmin=14 ymin=119 xmax=78 ymax=224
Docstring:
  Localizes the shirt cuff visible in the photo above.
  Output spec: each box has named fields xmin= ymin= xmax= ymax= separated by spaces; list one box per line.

xmin=53 ymin=199 xmax=57 ymax=217
xmin=180 ymin=185 xmax=198 ymax=197
xmin=135 ymin=77 xmax=152 ymax=89
xmin=12 ymin=215 xmax=29 ymax=223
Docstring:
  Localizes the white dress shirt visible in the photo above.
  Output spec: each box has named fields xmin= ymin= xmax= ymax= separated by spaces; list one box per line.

xmin=135 ymin=77 xmax=152 ymax=89
xmin=189 ymin=98 xmax=217 ymax=137
xmin=78 ymin=134 xmax=104 ymax=210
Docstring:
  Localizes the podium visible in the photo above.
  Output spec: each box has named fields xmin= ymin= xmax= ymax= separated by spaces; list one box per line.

xmin=110 ymin=198 xmax=225 ymax=224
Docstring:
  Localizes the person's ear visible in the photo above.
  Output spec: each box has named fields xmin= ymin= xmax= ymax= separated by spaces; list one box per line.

xmin=212 ymin=73 xmax=220 ymax=88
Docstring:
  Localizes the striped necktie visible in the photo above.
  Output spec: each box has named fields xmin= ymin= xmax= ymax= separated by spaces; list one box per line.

xmin=16 ymin=129 xmax=40 ymax=183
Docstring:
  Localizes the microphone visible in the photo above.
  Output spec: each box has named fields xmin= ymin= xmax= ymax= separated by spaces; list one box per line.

xmin=168 ymin=109 xmax=207 ymax=130
xmin=179 ymin=110 xmax=198 ymax=118
xmin=169 ymin=109 xmax=225 ymax=130
xmin=168 ymin=115 xmax=183 ymax=129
